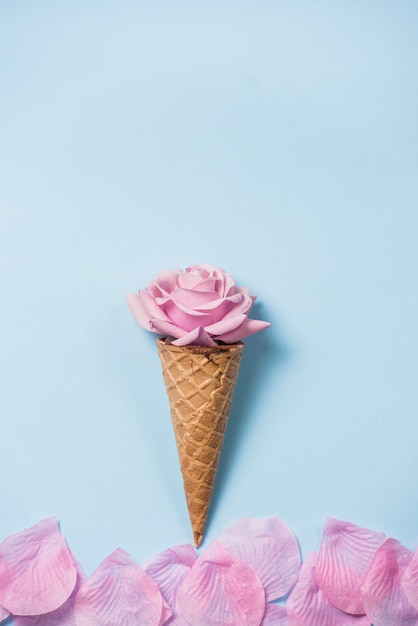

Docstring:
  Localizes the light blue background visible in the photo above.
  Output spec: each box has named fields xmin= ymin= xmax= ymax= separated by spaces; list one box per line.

xmin=1 ymin=0 xmax=417 ymax=588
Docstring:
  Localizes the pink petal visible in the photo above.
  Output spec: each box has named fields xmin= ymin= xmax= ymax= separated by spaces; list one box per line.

xmin=0 ymin=607 xmax=10 ymax=622
xmin=149 ymin=318 xmax=185 ymax=338
xmin=360 ymin=538 xmax=418 ymax=625
xmin=204 ymin=313 xmax=247 ymax=337
xmin=171 ymin=287 xmax=217 ymax=307
xmin=171 ymin=327 xmax=217 ymax=347
xmin=13 ymin=555 xmax=85 ymax=626
xmin=177 ymin=540 xmax=266 ymax=626
xmin=177 ymin=273 xmax=217 ymax=291
xmin=287 ymin=552 xmax=370 ymax=626
xmin=261 ymin=603 xmax=289 ymax=625
xmin=144 ymin=544 xmax=197 ymax=625
xmin=154 ymin=268 xmax=179 ymax=293
xmin=127 ymin=290 xmax=171 ymax=331
xmin=219 ymin=517 xmax=301 ymax=601
xmin=215 ymin=317 xmax=270 ymax=343
xmin=315 ymin=517 xmax=386 ymax=614
xmin=402 ymin=548 xmax=418 ymax=611
xmin=0 ymin=517 xmax=77 ymax=616
xmin=73 ymin=548 xmax=167 ymax=626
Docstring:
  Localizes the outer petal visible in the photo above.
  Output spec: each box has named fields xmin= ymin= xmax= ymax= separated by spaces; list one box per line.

xmin=287 ymin=552 xmax=370 ymax=626
xmin=171 ymin=327 xmax=217 ymax=347
xmin=144 ymin=544 xmax=197 ymax=625
xmin=127 ymin=291 xmax=157 ymax=330
xmin=315 ymin=517 xmax=386 ymax=614
xmin=0 ymin=517 xmax=77 ymax=616
xmin=261 ymin=603 xmax=289 ymax=625
xmin=73 ymin=548 xmax=167 ymax=626
xmin=204 ymin=313 xmax=247 ymax=337
xmin=219 ymin=517 xmax=301 ymax=601
xmin=402 ymin=548 xmax=418 ymax=611
xmin=177 ymin=540 xmax=266 ymax=626
xmin=360 ymin=538 xmax=418 ymax=625
xmin=215 ymin=317 xmax=271 ymax=343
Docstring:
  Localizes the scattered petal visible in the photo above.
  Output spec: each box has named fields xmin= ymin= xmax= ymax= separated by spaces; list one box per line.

xmin=73 ymin=548 xmax=167 ymax=626
xmin=360 ymin=538 xmax=418 ymax=625
xmin=144 ymin=544 xmax=197 ymax=625
xmin=402 ymin=548 xmax=418 ymax=611
xmin=0 ymin=517 xmax=77 ymax=616
xmin=261 ymin=603 xmax=289 ymax=625
xmin=315 ymin=517 xmax=386 ymax=614
xmin=177 ymin=540 xmax=266 ymax=626
xmin=13 ymin=557 xmax=84 ymax=626
xmin=287 ymin=552 xmax=370 ymax=626
xmin=219 ymin=517 xmax=301 ymax=601
xmin=0 ymin=607 xmax=10 ymax=622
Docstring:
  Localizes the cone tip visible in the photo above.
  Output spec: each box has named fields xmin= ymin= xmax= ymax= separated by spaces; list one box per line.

xmin=194 ymin=531 xmax=203 ymax=548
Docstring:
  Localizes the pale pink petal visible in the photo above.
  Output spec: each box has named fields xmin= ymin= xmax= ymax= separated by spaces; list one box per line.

xmin=73 ymin=548 xmax=167 ymax=626
xmin=261 ymin=603 xmax=289 ymax=625
xmin=287 ymin=552 xmax=370 ymax=626
xmin=360 ymin=538 xmax=418 ymax=625
xmin=171 ymin=287 xmax=217 ymax=307
xmin=219 ymin=517 xmax=301 ymax=601
xmin=177 ymin=272 xmax=217 ymax=291
xmin=126 ymin=291 xmax=162 ymax=331
xmin=155 ymin=268 xmax=179 ymax=293
xmin=13 ymin=552 xmax=86 ymax=626
xmin=193 ymin=293 xmax=242 ymax=312
xmin=144 ymin=544 xmax=197 ymax=625
xmin=162 ymin=300 xmax=213 ymax=331
xmin=149 ymin=318 xmax=185 ymax=338
xmin=171 ymin=327 xmax=217 ymax=347
xmin=315 ymin=517 xmax=386 ymax=614
xmin=177 ymin=540 xmax=266 ymax=626
xmin=402 ymin=548 xmax=418 ymax=611
xmin=204 ymin=313 xmax=247 ymax=337
xmin=0 ymin=606 xmax=10 ymax=622
xmin=215 ymin=317 xmax=271 ymax=343
xmin=0 ymin=517 xmax=77 ymax=616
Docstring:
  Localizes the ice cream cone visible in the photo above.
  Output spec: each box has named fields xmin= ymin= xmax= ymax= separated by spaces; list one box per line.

xmin=157 ymin=338 xmax=244 ymax=547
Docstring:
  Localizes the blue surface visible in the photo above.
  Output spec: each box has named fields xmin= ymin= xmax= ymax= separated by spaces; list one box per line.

xmin=0 ymin=0 xmax=417 ymax=583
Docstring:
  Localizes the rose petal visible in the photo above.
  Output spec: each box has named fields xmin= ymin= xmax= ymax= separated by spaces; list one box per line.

xmin=315 ymin=517 xmax=386 ymax=614
xmin=13 ymin=554 xmax=85 ymax=626
xmin=204 ymin=313 xmax=247 ymax=337
xmin=144 ymin=544 xmax=197 ymax=625
xmin=177 ymin=540 xmax=266 ymax=626
xmin=172 ymin=287 xmax=217 ymax=307
xmin=162 ymin=300 xmax=213 ymax=331
xmin=261 ymin=603 xmax=289 ymax=625
xmin=171 ymin=327 xmax=217 ymax=347
xmin=126 ymin=291 xmax=170 ymax=331
xmin=287 ymin=552 xmax=370 ymax=626
xmin=402 ymin=548 xmax=418 ymax=611
xmin=73 ymin=548 xmax=167 ymax=626
xmin=215 ymin=317 xmax=271 ymax=343
xmin=155 ymin=268 xmax=179 ymax=293
xmin=0 ymin=606 xmax=10 ymax=622
xmin=219 ymin=517 xmax=301 ymax=601
xmin=360 ymin=538 xmax=418 ymax=625
xmin=149 ymin=318 xmax=185 ymax=338
xmin=0 ymin=517 xmax=77 ymax=616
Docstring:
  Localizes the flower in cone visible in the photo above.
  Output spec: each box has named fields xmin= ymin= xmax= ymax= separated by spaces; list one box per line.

xmin=127 ymin=264 xmax=270 ymax=546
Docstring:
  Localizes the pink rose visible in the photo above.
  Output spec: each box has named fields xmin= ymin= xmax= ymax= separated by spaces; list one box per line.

xmin=127 ymin=264 xmax=270 ymax=346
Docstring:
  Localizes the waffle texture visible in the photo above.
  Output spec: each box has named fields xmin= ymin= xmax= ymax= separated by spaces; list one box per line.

xmin=157 ymin=338 xmax=244 ymax=547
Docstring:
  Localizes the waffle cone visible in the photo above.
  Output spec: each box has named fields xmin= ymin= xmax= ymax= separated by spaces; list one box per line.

xmin=157 ymin=338 xmax=244 ymax=547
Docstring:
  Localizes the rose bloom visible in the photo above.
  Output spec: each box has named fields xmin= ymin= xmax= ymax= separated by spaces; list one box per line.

xmin=127 ymin=264 xmax=270 ymax=346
